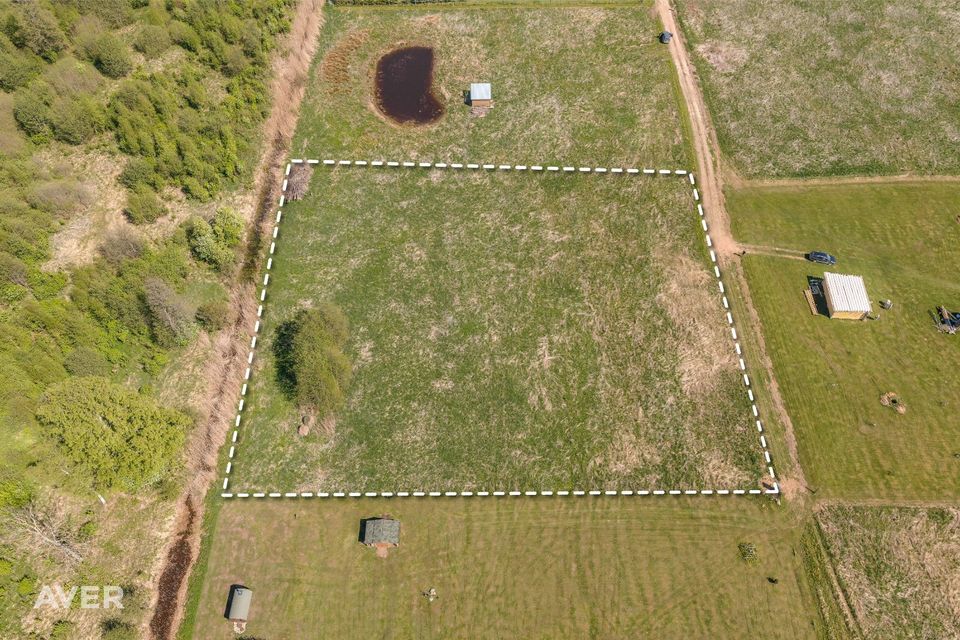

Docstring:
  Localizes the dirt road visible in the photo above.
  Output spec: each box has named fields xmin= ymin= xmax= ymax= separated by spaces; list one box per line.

xmin=655 ymin=0 xmax=808 ymax=498
xmin=147 ymin=2 xmax=326 ymax=638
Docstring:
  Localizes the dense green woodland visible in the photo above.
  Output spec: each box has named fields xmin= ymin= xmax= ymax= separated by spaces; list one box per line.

xmin=0 ymin=0 xmax=291 ymax=636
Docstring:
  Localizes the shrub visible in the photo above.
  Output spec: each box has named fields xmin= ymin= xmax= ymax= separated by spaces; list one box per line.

xmin=274 ymin=305 xmax=351 ymax=417
xmin=99 ymin=227 xmax=144 ymax=265
xmin=12 ymin=85 xmax=52 ymax=138
xmin=212 ymin=208 xmax=244 ymax=246
xmin=134 ymin=25 xmax=171 ymax=59
xmin=64 ymin=346 xmax=111 ymax=377
xmin=50 ymin=96 xmax=104 ymax=145
xmin=75 ymin=0 xmax=134 ymax=29
xmin=89 ymin=34 xmax=132 ymax=78
xmin=119 ymin=158 xmax=160 ymax=190
xmin=123 ymin=185 xmax=165 ymax=225
xmin=101 ymin=618 xmax=137 ymax=640
xmin=223 ymin=45 xmax=248 ymax=77
xmin=186 ymin=216 xmax=234 ymax=271
xmin=143 ymin=277 xmax=194 ymax=347
xmin=168 ymin=21 xmax=201 ymax=53
xmin=195 ymin=299 xmax=230 ymax=331
xmin=0 ymin=46 xmax=40 ymax=91
xmin=738 ymin=542 xmax=758 ymax=565
xmin=4 ymin=4 xmax=66 ymax=61
xmin=51 ymin=620 xmax=75 ymax=640
xmin=35 ymin=376 xmax=189 ymax=490
xmin=0 ymin=472 xmax=33 ymax=509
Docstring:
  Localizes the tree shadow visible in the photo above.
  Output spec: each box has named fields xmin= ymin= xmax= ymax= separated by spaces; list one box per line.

xmin=272 ymin=317 xmax=299 ymax=398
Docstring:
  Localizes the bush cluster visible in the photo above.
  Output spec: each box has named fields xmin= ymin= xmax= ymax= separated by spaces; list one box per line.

xmin=274 ymin=306 xmax=352 ymax=417
xmin=186 ymin=208 xmax=244 ymax=271
xmin=36 ymin=376 xmax=189 ymax=490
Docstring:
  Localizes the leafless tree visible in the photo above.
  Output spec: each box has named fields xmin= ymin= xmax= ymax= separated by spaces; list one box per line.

xmin=5 ymin=499 xmax=84 ymax=564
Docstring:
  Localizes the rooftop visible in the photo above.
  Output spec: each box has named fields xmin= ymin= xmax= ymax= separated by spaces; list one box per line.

xmin=824 ymin=272 xmax=871 ymax=314
xmin=362 ymin=518 xmax=400 ymax=545
xmin=470 ymin=83 xmax=492 ymax=100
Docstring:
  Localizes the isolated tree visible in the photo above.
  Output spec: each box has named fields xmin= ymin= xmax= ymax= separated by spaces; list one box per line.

xmin=274 ymin=305 xmax=351 ymax=417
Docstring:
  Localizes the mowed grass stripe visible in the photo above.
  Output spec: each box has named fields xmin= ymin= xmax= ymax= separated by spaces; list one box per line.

xmin=190 ymin=499 xmax=820 ymax=639
xmin=730 ymin=182 xmax=960 ymax=499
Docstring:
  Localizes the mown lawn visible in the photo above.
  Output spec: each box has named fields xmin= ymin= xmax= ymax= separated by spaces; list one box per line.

xmin=675 ymin=0 xmax=960 ymax=177
xmin=230 ymin=168 xmax=758 ymax=492
xmin=189 ymin=498 xmax=823 ymax=640
xmin=729 ymin=182 xmax=960 ymax=499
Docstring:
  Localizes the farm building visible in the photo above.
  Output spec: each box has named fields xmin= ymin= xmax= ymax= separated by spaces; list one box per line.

xmin=226 ymin=586 xmax=252 ymax=622
xmin=823 ymin=272 xmax=871 ymax=320
xmin=469 ymin=83 xmax=492 ymax=108
xmin=361 ymin=517 xmax=400 ymax=546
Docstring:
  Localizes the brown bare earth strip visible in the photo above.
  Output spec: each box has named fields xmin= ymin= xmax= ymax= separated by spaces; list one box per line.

xmin=656 ymin=0 xmax=808 ymax=498
xmin=731 ymin=171 xmax=960 ymax=190
xmin=740 ymin=244 xmax=807 ymax=261
xmin=147 ymin=2 xmax=326 ymax=639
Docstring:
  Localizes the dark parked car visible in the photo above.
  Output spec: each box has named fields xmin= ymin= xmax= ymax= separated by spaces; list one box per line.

xmin=807 ymin=251 xmax=837 ymax=265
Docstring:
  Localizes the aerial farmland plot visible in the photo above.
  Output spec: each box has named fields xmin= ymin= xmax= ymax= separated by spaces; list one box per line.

xmin=220 ymin=3 xmax=772 ymax=495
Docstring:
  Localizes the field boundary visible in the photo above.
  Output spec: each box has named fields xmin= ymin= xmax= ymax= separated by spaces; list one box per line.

xmin=220 ymin=158 xmax=780 ymax=499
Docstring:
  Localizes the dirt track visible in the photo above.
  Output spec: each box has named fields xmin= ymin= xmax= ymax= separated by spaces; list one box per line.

xmin=656 ymin=0 xmax=808 ymax=498
xmin=147 ymin=2 xmax=326 ymax=638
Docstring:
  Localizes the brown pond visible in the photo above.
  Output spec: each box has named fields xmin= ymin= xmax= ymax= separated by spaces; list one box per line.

xmin=375 ymin=46 xmax=443 ymax=125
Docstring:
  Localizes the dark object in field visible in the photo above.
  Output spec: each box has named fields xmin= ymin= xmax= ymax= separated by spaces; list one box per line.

xmin=224 ymin=585 xmax=252 ymax=622
xmin=375 ymin=46 xmax=443 ymax=124
xmin=880 ymin=299 xmax=893 ymax=310
xmin=767 ymin=577 xmax=779 ymax=584
xmin=936 ymin=306 xmax=960 ymax=334
xmin=880 ymin=392 xmax=906 ymax=414
xmin=286 ymin=163 xmax=313 ymax=201
xmin=360 ymin=517 xmax=400 ymax=557
xmin=806 ymin=251 xmax=837 ymax=266
xmin=659 ymin=31 xmax=673 ymax=44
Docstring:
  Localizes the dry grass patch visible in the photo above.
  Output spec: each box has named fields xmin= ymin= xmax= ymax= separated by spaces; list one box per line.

xmin=818 ymin=505 xmax=960 ymax=639
xmin=676 ymin=0 xmax=960 ymax=177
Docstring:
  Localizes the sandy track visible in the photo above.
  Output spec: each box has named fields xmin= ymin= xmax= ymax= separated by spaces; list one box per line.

xmin=147 ymin=2 xmax=326 ymax=638
xmin=656 ymin=0 xmax=808 ymax=498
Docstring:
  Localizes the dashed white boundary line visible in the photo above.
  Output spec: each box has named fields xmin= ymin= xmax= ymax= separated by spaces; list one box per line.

xmin=221 ymin=159 xmax=779 ymax=499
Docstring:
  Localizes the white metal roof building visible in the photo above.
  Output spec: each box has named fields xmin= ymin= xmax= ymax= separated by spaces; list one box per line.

xmin=823 ymin=272 xmax=871 ymax=320
xmin=470 ymin=83 xmax=492 ymax=102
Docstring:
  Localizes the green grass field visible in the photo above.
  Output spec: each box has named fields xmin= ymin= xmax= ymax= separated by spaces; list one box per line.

xmin=675 ymin=0 xmax=960 ymax=177
xmin=230 ymin=168 xmax=759 ymax=492
xmin=224 ymin=3 xmax=764 ymax=492
xmin=295 ymin=3 xmax=691 ymax=166
xmin=189 ymin=498 xmax=824 ymax=640
xmin=729 ymin=182 xmax=960 ymax=499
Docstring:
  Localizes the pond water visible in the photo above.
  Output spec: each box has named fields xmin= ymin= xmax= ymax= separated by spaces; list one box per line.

xmin=375 ymin=46 xmax=443 ymax=124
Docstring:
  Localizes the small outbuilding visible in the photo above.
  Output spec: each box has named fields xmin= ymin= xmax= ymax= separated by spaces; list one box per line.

xmin=659 ymin=31 xmax=673 ymax=44
xmin=226 ymin=586 xmax=252 ymax=622
xmin=469 ymin=83 xmax=492 ymax=108
xmin=823 ymin=272 xmax=871 ymax=320
xmin=361 ymin=517 xmax=400 ymax=547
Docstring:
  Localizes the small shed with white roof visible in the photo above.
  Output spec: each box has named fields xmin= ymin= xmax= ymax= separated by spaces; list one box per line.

xmin=823 ymin=272 xmax=871 ymax=320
